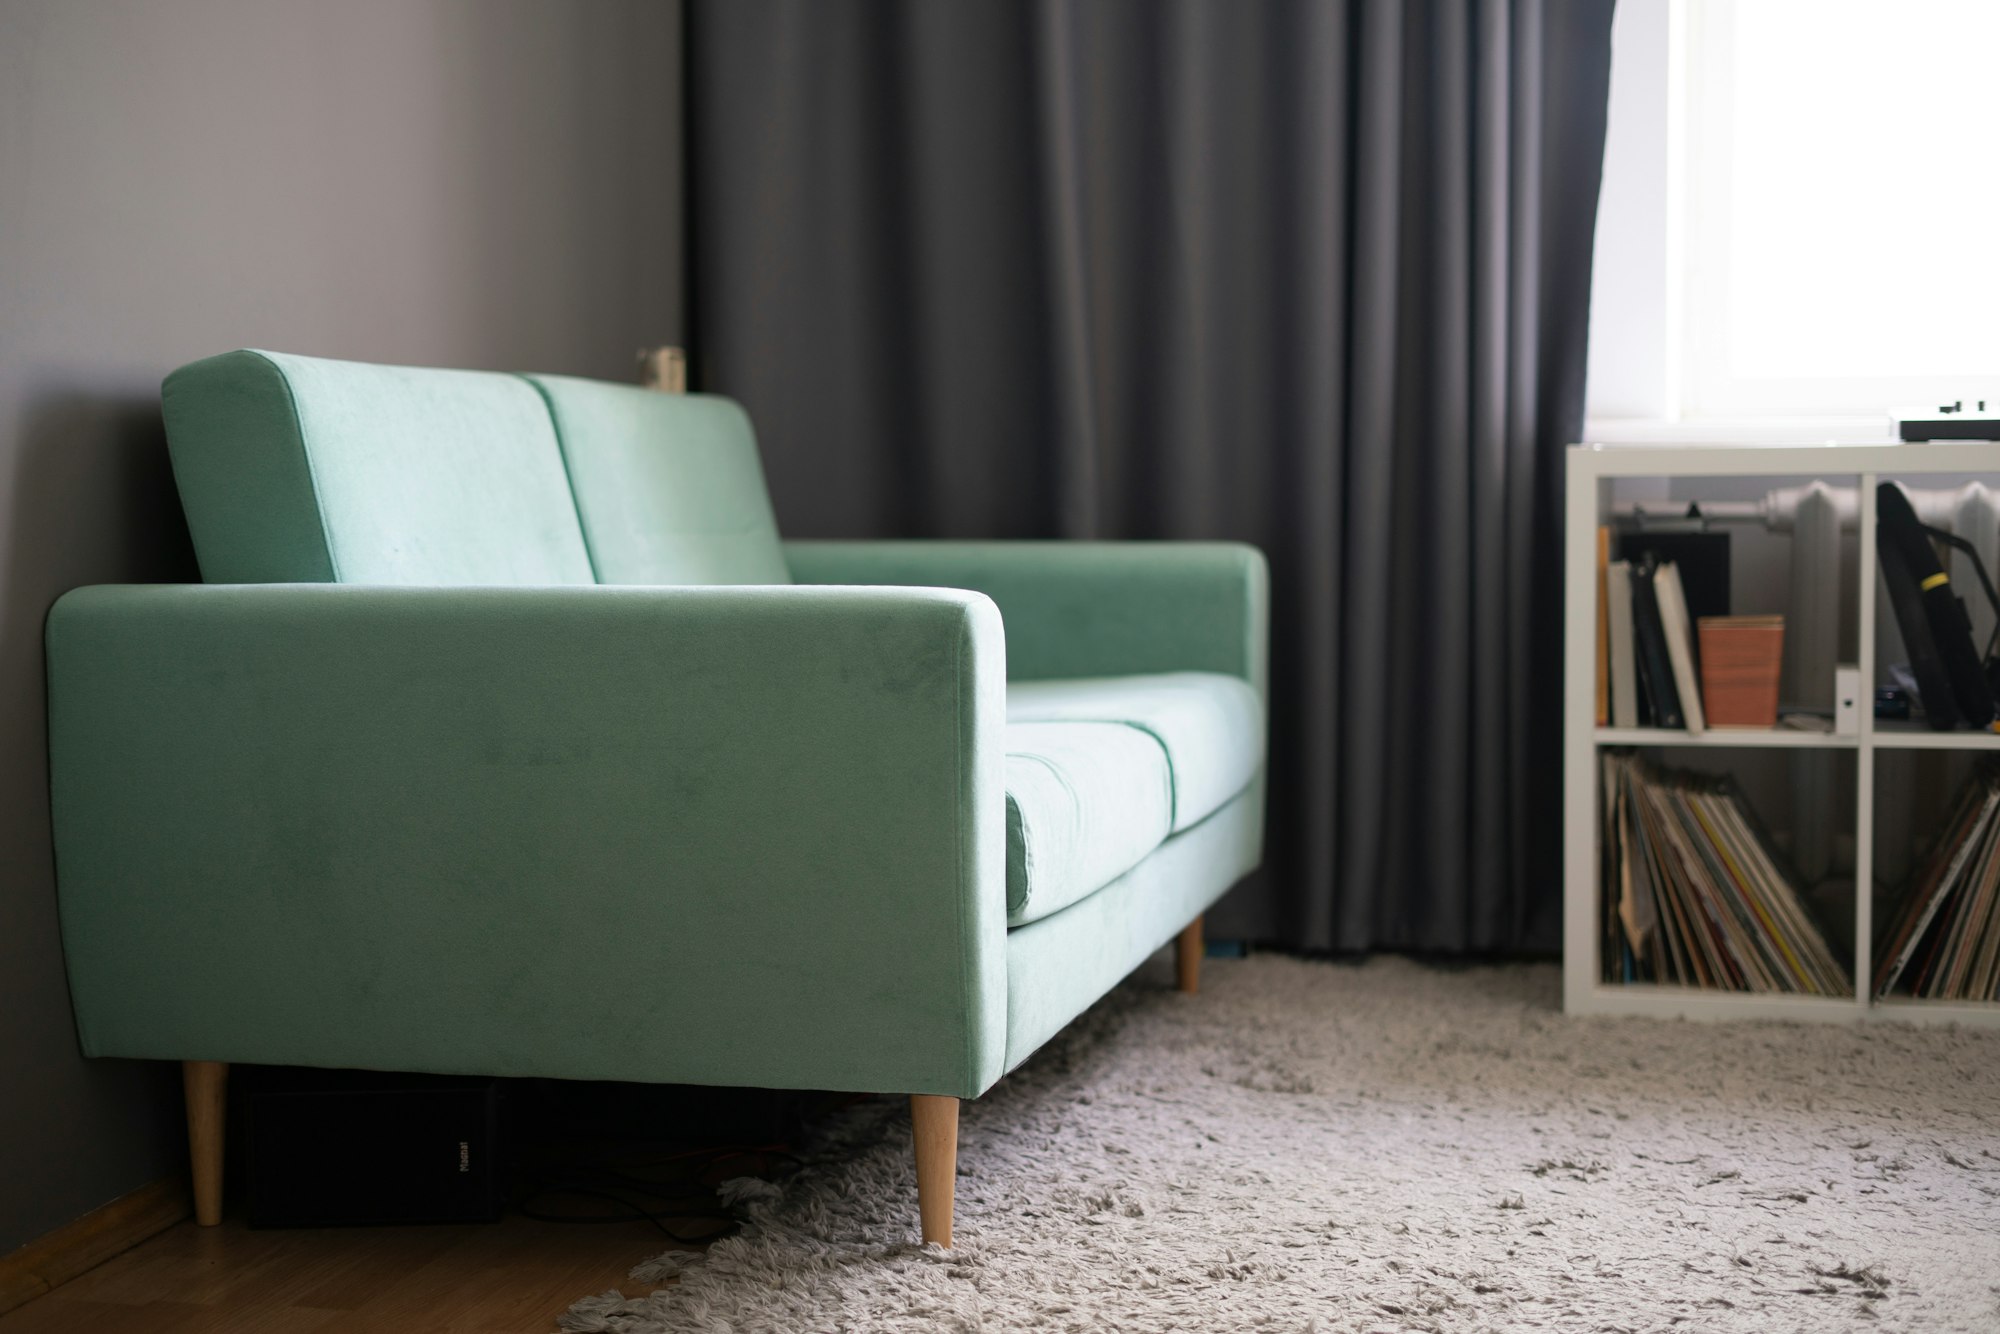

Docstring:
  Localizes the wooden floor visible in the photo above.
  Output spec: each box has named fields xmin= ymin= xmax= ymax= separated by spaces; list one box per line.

xmin=0 ymin=1213 xmax=674 ymax=1334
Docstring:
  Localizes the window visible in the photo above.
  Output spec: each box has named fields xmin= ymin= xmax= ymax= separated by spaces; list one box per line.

xmin=1586 ymin=0 xmax=2000 ymax=439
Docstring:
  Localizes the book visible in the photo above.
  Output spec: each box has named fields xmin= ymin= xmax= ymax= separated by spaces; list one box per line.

xmin=1602 ymin=753 xmax=1849 ymax=995
xmin=1629 ymin=554 xmax=1683 ymax=729
xmin=1606 ymin=755 xmax=1657 ymax=953
xmin=1596 ymin=526 xmax=1611 ymax=727
xmin=1913 ymin=813 xmax=1997 ymax=997
xmin=1942 ymin=825 xmax=2000 ymax=997
xmin=1967 ymin=839 xmax=2000 ymax=999
xmin=1607 ymin=561 xmax=1638 ymax=729
xmin=1874 ymin=781 xmax=1991 ymax=996
xmin=1875 ymin=765 xmax=2000 ymax=1000
xmin=1617 ymin=530 xmax=1730 ymax=630
xmin=1653 ymin=562 xmax=1706 ymax=735
xmin=1630 ymin=584 xmax=1659 ymax=727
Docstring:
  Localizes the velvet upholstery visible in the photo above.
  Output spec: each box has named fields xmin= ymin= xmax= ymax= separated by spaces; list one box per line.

xmin=1008 ymin=673 xmax=1264 ymax=833
xmin=163 ymin=350 xmax=593 ymax=586
xmin=783 ymin=541 xmax=1267 ymax=697
xmin=1004 ymin=721 xmax=1172 ymax=927
xmin=527 ymin=376 xmax=791 ymax=585
xmin=48 ymin=582 xmax=1007 ymax=1097
xmin=1004 ymin=788 xmax=1263 ymax=1072
xmin=51 ymin=353 xmax=1268 ymax=1115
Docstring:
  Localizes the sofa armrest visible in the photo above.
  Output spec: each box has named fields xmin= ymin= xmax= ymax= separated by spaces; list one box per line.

xmin=47 ymin=583 xmax=1007 ymax=1098
xmin=783 ymin=541 xmax=1269 ymax=697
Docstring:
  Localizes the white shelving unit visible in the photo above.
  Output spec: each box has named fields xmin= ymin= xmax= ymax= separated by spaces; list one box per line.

xmin=1564 ymin=441 xmax=2000 ymax=1027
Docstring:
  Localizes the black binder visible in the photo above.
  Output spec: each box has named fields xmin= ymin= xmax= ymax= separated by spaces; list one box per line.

xmin=1630 ymin=552 xmax=1682 ymax=729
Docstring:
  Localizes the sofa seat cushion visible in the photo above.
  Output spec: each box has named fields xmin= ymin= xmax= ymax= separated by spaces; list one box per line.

xmin=1006 ymin=722 xmax=1172 ymax=927
xmin=1007 ymin=671 xmax=1264 ymax=832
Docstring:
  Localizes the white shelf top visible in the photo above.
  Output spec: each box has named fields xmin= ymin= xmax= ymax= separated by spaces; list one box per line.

xmin=1596 ymin=724 xmax=2000 ymax=750
xmin=1568 ymin=439 xmax=2000 ymax=479
xmin=1594 ymin=726 xmax=1854 ymax=749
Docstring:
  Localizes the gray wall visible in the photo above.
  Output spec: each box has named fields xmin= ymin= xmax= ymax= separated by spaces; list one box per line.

xmin=0 ymin=0 xmax=681 ymax=1252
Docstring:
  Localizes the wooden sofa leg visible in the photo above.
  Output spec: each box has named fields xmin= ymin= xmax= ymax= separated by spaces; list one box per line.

xmin=1177 ymin=915 xmax=1204 ymax=994
xmin=183 ymin=1061 xmax=228 ymax=1226
xmin=910 ymin=1094 xmax=958 ymax=1248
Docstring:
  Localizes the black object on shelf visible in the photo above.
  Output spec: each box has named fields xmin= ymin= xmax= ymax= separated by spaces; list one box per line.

xmin=1874 ymin=687 xmax=1912 ymax=721
xmin=244 ymin=1068 xmax=504 ymax=1227
xmin=1618 ymin=528 xmax=1729 ymax=625
xmin=1629 ymin=552 xmax=1683 ymax=728
xmin=1894 ymin=401 xmax=2000 ymax=441
xmin=1875 ymin=483 xmax=2000 ymax=730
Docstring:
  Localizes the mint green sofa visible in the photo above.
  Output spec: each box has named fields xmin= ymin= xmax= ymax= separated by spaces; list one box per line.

xmin=46 ymin=351 xmax=1266 ymax=1245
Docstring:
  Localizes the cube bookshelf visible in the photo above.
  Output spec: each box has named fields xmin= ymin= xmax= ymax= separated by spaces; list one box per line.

xmin=1564 ymin=441 xmax=2000 ymax=1028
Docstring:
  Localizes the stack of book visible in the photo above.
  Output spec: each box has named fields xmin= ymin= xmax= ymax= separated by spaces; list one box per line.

xmin=1602 ymin=548 xmax=1708 ymax=732
xmin=1875 ymin=763 xmax=2000 ymax=1001
xmin=1596 ymin=527 xmax=1788 ymax=731
xmin=1600 ymin=753 xmax=1850 ymax=993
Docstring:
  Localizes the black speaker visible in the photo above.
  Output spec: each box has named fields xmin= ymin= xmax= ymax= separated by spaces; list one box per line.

xmin=244 ymin=1068 xmax=504 ymax=1227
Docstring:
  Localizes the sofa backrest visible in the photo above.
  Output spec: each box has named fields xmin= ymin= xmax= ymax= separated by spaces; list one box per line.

xmin=527 ymin=376 xmax=790 ymax=586
xmin=161 ymin=351 xmax=791 ymax=588
xmin=163 ymin=350 xmax=595 ymax=585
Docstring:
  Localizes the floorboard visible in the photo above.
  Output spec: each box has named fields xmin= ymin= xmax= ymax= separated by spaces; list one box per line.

xmin=0 ymin=1215 xmax=675 ymax=1334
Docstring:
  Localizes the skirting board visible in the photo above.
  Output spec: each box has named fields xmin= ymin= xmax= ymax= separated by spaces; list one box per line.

xmin=0 ymin=1178 xmax=190 ymax=1318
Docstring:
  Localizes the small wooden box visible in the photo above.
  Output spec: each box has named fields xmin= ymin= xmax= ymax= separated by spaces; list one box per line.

xmin=1698 ymin=615 xmax=1785 ymax=728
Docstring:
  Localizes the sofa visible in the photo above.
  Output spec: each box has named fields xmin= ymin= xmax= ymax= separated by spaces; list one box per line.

xmin=46 ymin=350 xmax=1268 ymax=1246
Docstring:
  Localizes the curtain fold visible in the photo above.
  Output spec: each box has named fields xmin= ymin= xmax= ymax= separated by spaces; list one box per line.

xmin=687 ymin=0 xmax=1615 ymax=952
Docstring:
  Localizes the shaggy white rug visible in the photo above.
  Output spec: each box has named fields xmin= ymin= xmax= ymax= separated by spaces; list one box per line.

xmin=562 ymin=954 xmax=2000 ymax=1333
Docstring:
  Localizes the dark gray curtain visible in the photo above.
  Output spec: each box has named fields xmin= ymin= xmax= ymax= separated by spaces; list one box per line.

xmin=685 ymin=0 xmax=1614 ymax=953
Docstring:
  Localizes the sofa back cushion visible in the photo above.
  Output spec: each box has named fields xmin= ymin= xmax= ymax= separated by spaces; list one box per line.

xmin=162 ymin=350 xmax=595 ymax=585
xmin=527 ymin=376 xmax=791 ymax=585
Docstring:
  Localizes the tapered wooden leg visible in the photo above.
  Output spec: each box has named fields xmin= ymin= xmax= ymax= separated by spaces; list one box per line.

xmin=183 ymin=1061 xmax=228 ymax=1226
xmin=1177 ymin=915 xmax=1204 ymax=994
xmin=910 ymin=1094 xmax=958 ymax=1248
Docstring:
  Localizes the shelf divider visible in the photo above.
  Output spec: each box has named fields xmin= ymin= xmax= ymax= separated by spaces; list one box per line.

xmin=1855 ymin=470 xmax=1876 ymax=1008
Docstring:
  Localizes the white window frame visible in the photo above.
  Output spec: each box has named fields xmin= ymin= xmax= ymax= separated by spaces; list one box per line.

xmin=1584 ymin=0 xmax=2000 ymax=445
